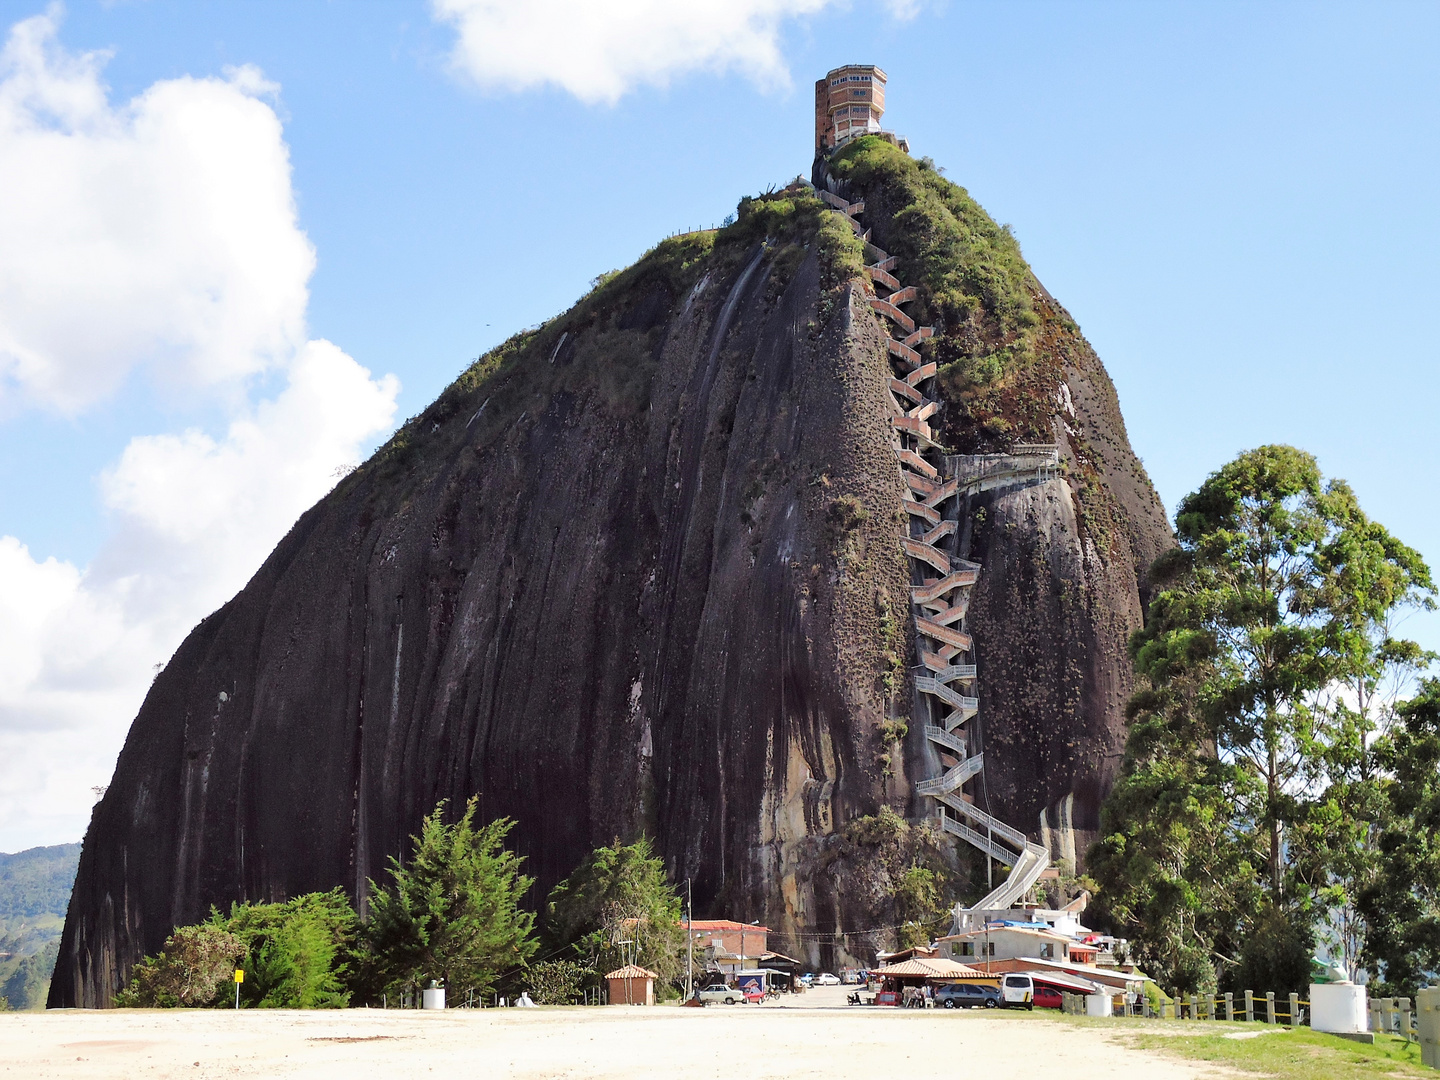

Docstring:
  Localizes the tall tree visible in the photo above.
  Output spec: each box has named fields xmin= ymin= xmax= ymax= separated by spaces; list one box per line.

xmin=1093 ymin=445 xmax=1432 ymax=992
xmin=365 ymin=798 xmax=537 ymax=1001
xmin=544 ymin=838 xmax=685 ymax=991
xmin=1358 ymin=682 xmax=1440 ymax=994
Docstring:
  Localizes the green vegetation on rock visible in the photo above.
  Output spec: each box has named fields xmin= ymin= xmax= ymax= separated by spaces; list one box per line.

xmin=827 ymin=136 xmax=1037 ymax=395
xmin=359 ymin=182 xmax=849 ymax=492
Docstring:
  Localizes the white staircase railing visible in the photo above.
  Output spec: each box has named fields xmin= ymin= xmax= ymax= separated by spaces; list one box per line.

xmin=915 ymin=754 xmax=984 ymax=796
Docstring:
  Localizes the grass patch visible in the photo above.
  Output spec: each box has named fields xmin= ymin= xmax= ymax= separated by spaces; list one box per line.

xmin=1070 ymin=1016 xmax=1429 ymax=1079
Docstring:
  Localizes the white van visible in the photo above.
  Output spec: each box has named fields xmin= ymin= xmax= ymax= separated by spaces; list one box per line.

xmin=1000 ymin=974 xmax=1034 ymax=1009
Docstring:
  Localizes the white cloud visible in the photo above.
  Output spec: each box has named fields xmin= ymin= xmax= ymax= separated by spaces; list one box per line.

xmin=0 ymin=12 xmax=400 ymax=850
xmin=431 ymin=0 xmax=836 ymax=105
xmin=0 ymin=9 xmax=314 ymax=413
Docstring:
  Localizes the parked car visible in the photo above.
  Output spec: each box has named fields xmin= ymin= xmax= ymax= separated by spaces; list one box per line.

xmin=1032 ymin=986 xmax=1063 ymax=1010
xmin=1000 ymin=974 xmax=1035 ymax=1009
xmin=798 ymin=973 xmax=815 ymax=986
xmin=816 ymin=973 xmax=840 ymax=986
xmin=697 ymin=983 xmax=746 ymax=1005
xmin=934 ymin=982 xmax=1000 ymax=1009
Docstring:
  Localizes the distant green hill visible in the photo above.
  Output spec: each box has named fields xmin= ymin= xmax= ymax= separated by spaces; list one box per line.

xmin=0 ymin=842 xmax=80 ymax=1010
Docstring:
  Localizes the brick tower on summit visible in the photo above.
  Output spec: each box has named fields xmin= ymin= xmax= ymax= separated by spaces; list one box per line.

xmin=814 ymin=65 xmax=909 ymax=153
xmin=814 ymin=64 xmax=885 ymax=150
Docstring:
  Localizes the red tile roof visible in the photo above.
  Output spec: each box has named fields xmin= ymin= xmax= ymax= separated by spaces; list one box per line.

xmin=683 ymin=920 xmax=772 ymax=932
xmin=605 ymin=964 xmax=658 ymax=979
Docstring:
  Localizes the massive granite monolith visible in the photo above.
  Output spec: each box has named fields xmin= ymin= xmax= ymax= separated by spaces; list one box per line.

xmin=52 ymin=142 xmax=1170 ymax=1006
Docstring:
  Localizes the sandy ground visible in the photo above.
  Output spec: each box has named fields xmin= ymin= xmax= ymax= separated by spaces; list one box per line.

xmin=1 ymin=987 xmax=1220 ymax=1080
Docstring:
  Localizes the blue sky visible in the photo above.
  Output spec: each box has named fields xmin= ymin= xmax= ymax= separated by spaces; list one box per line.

xmin=0 ymin=0 xmax=1436 ymax=849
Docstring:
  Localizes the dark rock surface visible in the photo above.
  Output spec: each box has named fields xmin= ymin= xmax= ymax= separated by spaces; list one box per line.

xmin=52 ymin=186 xmax=1170 ymax=1007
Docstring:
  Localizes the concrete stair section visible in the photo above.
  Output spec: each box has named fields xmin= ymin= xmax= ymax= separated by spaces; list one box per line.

xmin=820 ymin=189 xmax=1050 ymax=918
xmin=942 ymin=818 xmax=1019 ymax=865
xmin=968 ymin=843 xmax=1052 ymax=912
xmin=916 ymin=753 xmax=985 ymax=796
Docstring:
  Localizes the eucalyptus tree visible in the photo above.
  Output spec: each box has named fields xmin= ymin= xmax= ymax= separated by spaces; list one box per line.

xmin=1093 ymin=445 xmax=1432 ymax=992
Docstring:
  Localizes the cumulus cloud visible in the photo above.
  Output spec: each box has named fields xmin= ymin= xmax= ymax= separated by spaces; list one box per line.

xmin=431 ymin=0 xmax=836 ymax=105
xmin=0 ymin=11 xmax=399 ymax=850
xmin=0 ymin=10 xmax=314 ymax=412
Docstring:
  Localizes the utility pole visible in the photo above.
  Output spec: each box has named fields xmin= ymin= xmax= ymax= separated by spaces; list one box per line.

xmin=686 ymin=877 xmax=694 ymax=1001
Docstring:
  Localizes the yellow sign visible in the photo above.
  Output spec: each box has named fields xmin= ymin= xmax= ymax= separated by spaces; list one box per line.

xmin=234 ymin=969 xmax=244 ymax=984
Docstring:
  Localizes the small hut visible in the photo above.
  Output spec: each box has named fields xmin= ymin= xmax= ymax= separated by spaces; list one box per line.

xmin=606 ymin=964 xmax=658 ymax=1006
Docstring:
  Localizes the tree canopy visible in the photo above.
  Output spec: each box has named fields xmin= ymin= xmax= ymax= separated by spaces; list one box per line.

xmin=1091 ymin=445 xmax=1434 ymax=994
xmin=543 ymin=837 xmax=685 ymax=991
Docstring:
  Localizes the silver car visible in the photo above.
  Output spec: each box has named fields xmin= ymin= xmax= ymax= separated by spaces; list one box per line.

xmin=697 ymin=984 xmax=746 ymax=1004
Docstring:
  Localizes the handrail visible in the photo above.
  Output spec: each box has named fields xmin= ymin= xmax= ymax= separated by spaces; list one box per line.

xmin=923 ymin=724 xmax=966 ymax=756
xmin=935 ymin=793 xmax=1029 ymax=850
xmin=915 ymin=678 xmax=978 ymax=714
xmin=916 ymin=754 xmax=984 ymax=796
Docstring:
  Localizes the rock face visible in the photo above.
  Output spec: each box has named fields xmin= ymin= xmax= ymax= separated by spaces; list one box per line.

xmin=952 ymin=301 xmax=1173 ymax=866
xmin=51 ymin=162 xmax=1170 ymax=1007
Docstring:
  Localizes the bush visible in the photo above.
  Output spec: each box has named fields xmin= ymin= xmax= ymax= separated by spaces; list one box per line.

xmin=524 ymin=960 xmax=594 ymax=1005
xmin=1227 ymin=906 xmax=1314 ymax=998
xmin=221 ymin=889 xmax=357 ymax=1008
xmin=115 ymin=924 xmax=246 ymax=1008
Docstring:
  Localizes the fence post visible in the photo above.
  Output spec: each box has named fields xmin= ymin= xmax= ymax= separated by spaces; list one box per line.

xmin=1418 ymin=987 xmax=1440 ymax=1066
xmin=1266 ymin=991 xmax=1276 ymax=1024
xmin=1245 ymin=989 xmax=1254 ymax=1022
xmin=1190 ymin=995 xmax=1198 ymax=1021
xmin=1383 ymin=997 xmax=1397 ymax=1034
xmin=1401 ymin=998 xmax=1413 ymax=1041
xmin=1289 ymin=992 xmax=1300 ymax=1027
xmin=1225 ymin=992 xmax=1234 ymax=1021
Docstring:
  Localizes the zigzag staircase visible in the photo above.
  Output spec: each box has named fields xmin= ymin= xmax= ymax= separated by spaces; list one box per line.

xmin=819 ymin=185 xmax=1054 ymax=919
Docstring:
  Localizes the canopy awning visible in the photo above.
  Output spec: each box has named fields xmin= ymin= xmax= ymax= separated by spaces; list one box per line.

xmin=873 ymin=958 xmax=983 ymax=978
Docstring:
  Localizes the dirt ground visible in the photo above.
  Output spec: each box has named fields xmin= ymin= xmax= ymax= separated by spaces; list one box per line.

xmin=2 ymin=988 xmax=1220 ymax=1079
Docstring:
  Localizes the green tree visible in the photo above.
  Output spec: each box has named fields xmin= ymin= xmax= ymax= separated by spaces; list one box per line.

xmin=365 ymin=798 xmax=537 ymax=1001
xmin=1358 ymin=682 xmax=1440 ymax=994
xmin=543 ymin=838 xmax=684 ymax=993
xmin=1092 ymin=446 xmax=1432 ymax=993
xmin=892 ymin=864 xmax=941 ymax=949
xmin=1294 ymin=489 xmax=1435 ymax=977
xmin=219 ymin=889 xmax=357 ymax=1008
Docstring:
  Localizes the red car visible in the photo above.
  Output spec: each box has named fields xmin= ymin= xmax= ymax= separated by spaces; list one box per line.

xmin=1032 ymin=986 xmax=1063 ymax=1010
